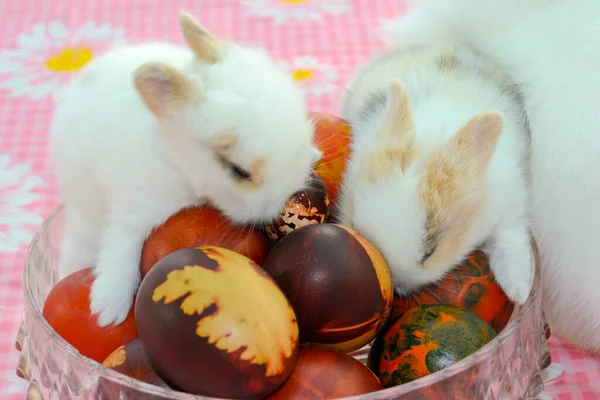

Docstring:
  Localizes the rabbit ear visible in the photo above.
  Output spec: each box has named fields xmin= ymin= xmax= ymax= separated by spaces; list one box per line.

xmin=360 ymin=80 xmax=416 ymax=183
xmin=447 ymin=111 xmax=504 ymax=172
xmin=134 ymin=62 xmax=201 ymax=118
xmin=179 ymin=12 xmax=224 ymax=64
xmin=378 ymin=80 xmax=415 ymax=145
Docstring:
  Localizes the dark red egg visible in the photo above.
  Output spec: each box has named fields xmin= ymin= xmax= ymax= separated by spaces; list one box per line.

xmin=267 ymin=349 xmax=382 ymax=399
xmin=135 ymin=246 xmax=299 ymax=399
xmin=102 ymin=338 xmax=170 ymax=389
xmin=262 ymin=223 xmax=394 ymax=353
xmin=265 ymin=172 xmax=330 ymax=243
xmin=392 ymin=250 xmax=514 ymax=332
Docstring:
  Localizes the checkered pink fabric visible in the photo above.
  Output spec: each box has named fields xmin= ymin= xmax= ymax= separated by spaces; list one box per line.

xmin=0 ymin=1 xmax=598 ymax=398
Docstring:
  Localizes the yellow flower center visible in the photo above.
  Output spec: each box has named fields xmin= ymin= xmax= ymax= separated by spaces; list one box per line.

xmin=292 ymin=69 xmax=314 ymax=81
xmin=281 ymin=0 xmax=310 ymax=3
xmin=45 ymin=47 xmax=93 ymax=72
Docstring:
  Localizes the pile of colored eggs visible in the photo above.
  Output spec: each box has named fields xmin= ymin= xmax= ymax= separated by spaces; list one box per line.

xmin=42 ymin=113 xmax=513 ymax=399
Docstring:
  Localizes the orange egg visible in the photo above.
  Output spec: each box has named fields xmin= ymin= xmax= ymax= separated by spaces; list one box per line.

xmin=309 ymin=112 xmax=353 ymax=220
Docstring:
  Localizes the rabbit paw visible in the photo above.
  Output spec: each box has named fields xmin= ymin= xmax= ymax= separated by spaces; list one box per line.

xmin=90 ymin=268 xmax=137 ymax=327
xmin=88 ymin=201 xmax=185 ymax=326
xmin=90 ymin=226 xmax=143 ymax=327
xmin=488 ymin=226 xmax=534 ymax=305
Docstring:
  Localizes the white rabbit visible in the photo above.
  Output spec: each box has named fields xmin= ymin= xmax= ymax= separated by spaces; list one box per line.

xmin=379 ymin=0 xmax=600 ymax=354
xmin=50 ymin=12 xmax=322 ymax=327
xmin=339 ymin=45 xmax=534 ymax=306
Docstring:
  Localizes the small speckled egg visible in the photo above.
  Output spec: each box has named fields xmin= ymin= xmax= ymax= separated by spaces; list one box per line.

xmin=265 ymin=173 xmax=330 ymax=243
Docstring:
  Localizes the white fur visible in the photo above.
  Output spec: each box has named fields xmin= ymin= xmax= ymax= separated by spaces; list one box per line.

xmin=50 ymin=20 xmax=320 ymax=326
xmin=383 ymin=0 xmax=600 ymax=354
xmin=340 ymin=46 xmax=533 ymax=305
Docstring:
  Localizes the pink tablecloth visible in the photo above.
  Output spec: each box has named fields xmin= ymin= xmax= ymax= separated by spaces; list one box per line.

xmin=0 ymin=1 xmax=598 ymax=399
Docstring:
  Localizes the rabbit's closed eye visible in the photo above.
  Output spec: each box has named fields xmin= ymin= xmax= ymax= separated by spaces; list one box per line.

xmin=217 ymin=154 xmax=252 ymax=182
xmin=230 ymin=163 xmax=252 ymax=182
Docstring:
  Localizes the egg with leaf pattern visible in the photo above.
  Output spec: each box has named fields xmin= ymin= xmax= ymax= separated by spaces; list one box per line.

xmin=102 ymin=337 xmax=171 ymax=389
xmin=135 ymin=246 xmax=299 ymax=399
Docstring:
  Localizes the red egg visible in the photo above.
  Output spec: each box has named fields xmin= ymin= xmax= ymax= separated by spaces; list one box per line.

xmin=267 ymin=349 xmax=382 ymax=399
xmin=140 ymin=205 xmax=269 ymax=277
xmin=42 ymin=268 xmax=138 ymax=363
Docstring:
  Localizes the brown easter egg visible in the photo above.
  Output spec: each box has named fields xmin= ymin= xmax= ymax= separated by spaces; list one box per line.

xmin=391 ymin=250 xmax=514 ymax=332
xmin=135 ymin=246 xmax=299 ymax=398
xmin=267 ymin=349 xmax=382 ymax=399
xmin=262 ymin=223 xmax=394 ymax=353
xmin=264 ymin=172 xmax=330 ymax=243
xmin=140 ymin=205 xmax=269 ymax=277
xmin=309 ymin=112 xmax=353 ymax=219
xmin=42 ymin=268 xmax=138 ymax=363
xmin=102 ymin=338 xmax=171 ymax=389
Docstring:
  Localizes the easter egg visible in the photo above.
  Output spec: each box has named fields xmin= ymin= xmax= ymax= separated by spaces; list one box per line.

xmin=267 ymin=349 xmax=382 ymax=399
xmin=367 ymin=304 xmax=496 ymax=387
xmin=264 ymin=172 xmax=330 ymax=243
xmin=102 ymin=338 xmax=170 ymax=389
xmin=391 ymin=250 xmax=514 ymax=332
xmin=135 ymin=246 xmax=299 ymax=398
xmin=262 ymin=223 xmax=394 ymax=353
xmin=309 ymin=112 xmax=353 ymax=219
xmin=140 ymin=205 xmax=269 ymax=277
xmin=42 ymin=268 xmax=138 ymax=363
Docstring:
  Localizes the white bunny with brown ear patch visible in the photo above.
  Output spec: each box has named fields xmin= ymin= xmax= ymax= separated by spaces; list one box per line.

xmin=374 ymin=0 xmax=600 ymax=355
xmin=340 ymin=46 xmax=533 ymax=304
xmin=50 ymin=12 xmax=321 ymax=326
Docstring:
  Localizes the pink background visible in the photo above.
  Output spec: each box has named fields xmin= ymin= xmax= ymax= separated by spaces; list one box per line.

xmin=0 ymin=1 xmax=598 ymax=398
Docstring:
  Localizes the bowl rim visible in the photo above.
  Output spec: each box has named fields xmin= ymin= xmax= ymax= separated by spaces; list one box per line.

xmin=22 ymin=204 xmax=542 ymax=399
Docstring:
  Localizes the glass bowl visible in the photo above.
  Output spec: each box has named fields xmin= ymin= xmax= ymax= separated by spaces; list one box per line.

xmin=16 ymin=206 xmax=551 ymax=399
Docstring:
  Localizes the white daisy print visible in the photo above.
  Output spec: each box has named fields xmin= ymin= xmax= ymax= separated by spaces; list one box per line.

xmin=242 ymin=0 xmax=351 ymax=24
xmin=279 ymin=56 xmax=338 ymax=96
xmin=0 ymin=154 xmax=44 ymax=253
xmin=0 ymin=20 xmax=126 ymax=100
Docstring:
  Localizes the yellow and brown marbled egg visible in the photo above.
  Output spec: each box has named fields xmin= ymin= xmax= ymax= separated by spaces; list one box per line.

xmin=135 ymin=246 xmax=299 ymax=399
xmin=265 ymin=172 xmax=330 ymax=243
